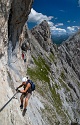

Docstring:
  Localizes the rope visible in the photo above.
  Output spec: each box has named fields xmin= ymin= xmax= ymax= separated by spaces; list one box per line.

xmin=0 ymin=92 xmax=18 ymax=112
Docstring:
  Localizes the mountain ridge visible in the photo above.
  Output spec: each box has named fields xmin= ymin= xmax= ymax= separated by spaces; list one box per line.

xmin=29 ymin=20 xmax=80 ymax=124
xmin=0 ymin=0 xmax=80 ymax=125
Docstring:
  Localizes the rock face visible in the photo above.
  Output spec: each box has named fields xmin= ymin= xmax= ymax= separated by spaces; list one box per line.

xmin=59 ymin=31 xmax=80 ymax=80
xmin=0 ymin=0 xmax=33 ymax=125
xmin=0 ymin=0 xmax=80 ymax=125
xmin=8 ymin=0 xmax=33 ymax=50
xmin=31 ymin=20 xmax=51 ymax=52
xmin=28 ymin=22 xmax=80 ymax=124
xmin=58 ymin=31 xmax=80 ymax=124
xmin=0 ymin=0 xmax=33 ymax=52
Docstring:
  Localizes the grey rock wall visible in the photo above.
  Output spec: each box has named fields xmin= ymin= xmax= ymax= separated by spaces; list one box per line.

xmin=0 ymin=0 xmax=33 ymax=125
xmin=31 ymin=20 xmax=52 ymax=52
xmin=8 ymin=0 xmax=33 ymax=50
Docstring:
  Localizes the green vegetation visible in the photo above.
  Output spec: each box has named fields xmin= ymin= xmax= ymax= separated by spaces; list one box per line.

xmin=48 ymin=82 xmax=69 ymax=124
xmin=27 ymin=56 xmax=50 ymax=83
xmin=59 ymin=77 xmax=70 ymax=92
xmin=76 ymin=81 xmax=80 ymax=88
xmin=60 ymin=70 xmax=66 ymax=80
xmin=41 ymin=104 xmax=59 ymax=125
xmin=48 ymin=83 xmax=62 ymax=111
xmin=27 ymin=55 xmax=69 ymax=123
xmin=27 ymin=56 xmax=51 ymax=97
xmin=49 ymin=53 xmax=57 ymax=66
xmin=35 ymin=82 xmax=46 ymax=97
xmin=54 ymin=83 xmax=61 ymax=90
xmin=49 ymin=53 xmax=55 ymax=62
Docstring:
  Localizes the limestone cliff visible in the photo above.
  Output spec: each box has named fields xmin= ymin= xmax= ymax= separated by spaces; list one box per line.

xmin=31 ymin=20 xmax=51 ymax=52
xmin=0 ymin=0 xmax=33 ymax=125
xmin=0 ymin=0 xmax=80 ymax=125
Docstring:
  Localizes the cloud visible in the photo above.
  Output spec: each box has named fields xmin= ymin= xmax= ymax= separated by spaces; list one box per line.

xmin=55 ymin=23 xmax=64 ymax=27
xmin=67 ymin=20 xmax=71 ymax=23
xmin=51 ymin=27 xmax=66 ymax=34
xmin=67 ymin=26 xmax=80 ymax=32
xmin=78 ymin=0 xmax=80 ymax=7
xmin=59 ymin=10 xmax=65 ymax=12
xmin=28 ymin=8 xmax=66 ymax=34
xmin=28 ymin=8 xmax=53 ymax=24
xmin=67 ymin=27 xmax=75 ymax=31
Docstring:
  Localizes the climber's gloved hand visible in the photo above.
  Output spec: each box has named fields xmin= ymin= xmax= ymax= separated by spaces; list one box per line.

xmin=16 ymin=87 xmax=18 ymax=91
xmin=17 ymin=90 xmax=21 ymax=93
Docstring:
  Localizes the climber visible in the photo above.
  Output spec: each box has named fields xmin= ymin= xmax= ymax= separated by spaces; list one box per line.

xmin=21 ymin=51 xmax=26 ymax=62
xmin=22 ymin=51 xmax=24 ymax=60
xmin=21 ymin=41 xmax=31 ymax=63
xmin=16 ymin=77 xmax=32 ymax=116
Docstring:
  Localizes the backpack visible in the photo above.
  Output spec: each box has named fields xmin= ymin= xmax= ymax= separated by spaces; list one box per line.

xmin=27 ymin=80 xmax=35 ymax=91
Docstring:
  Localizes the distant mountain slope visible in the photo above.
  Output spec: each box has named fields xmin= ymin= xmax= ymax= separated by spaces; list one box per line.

xmin=28 ymin=21 xmax=80 ymax=124
xmin=59 ymin=30 xmax=80 ymax=80
xmin=51 ymin=33 xmax=70 ymax=44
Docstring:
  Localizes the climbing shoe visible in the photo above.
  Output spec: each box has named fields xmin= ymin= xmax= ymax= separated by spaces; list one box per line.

xmin=22 ymin=108 xmax=27 ymax=116
xmin=20 ymin=104 xmax=23 ymax=109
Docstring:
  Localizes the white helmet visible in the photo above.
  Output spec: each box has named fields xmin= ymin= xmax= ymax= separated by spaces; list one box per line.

xmin=22 ymin=77 xmax=28 ymax=82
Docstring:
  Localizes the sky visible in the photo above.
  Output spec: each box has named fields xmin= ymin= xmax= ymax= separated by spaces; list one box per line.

xmin=27 ymin=0 xmax=80 ymax=35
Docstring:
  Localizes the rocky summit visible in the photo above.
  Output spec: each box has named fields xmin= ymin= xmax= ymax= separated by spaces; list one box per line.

xmin=0 ymin=0 xmax=80 ymax=125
